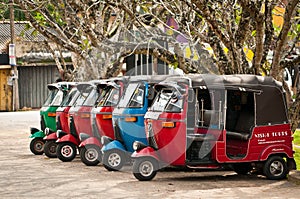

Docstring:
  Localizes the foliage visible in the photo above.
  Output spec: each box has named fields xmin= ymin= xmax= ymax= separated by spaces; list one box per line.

xmin=8 ymin=0 xmax=300 ymax=128
xmin=0 ymin=0 xmax=25 ymax=21
xmin=293 ymin=129 xmax=300 ymax=170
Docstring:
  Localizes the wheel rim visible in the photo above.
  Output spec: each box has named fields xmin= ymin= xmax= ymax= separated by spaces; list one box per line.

xmin=108 ymin=152 xmax=121 ymax=167
xmin=85 ymin=148 xmax=98 ymax=162
xmin=61 ymin=145 xmax=74 ymax=158
xmin=139 ymin=160 xmax=154 ymax=177
xmin=34 ymin=140 xmax=44 ymax=152
xmin=269 ymin=160 xmax=284 ymax=176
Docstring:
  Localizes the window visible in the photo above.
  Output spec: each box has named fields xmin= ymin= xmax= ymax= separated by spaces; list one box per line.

xmin=151 ymin=88 xmax=183 ymax=113
xmin=43 ymin=89 xmax=58 ymax=106
xmin=97 ymin=87 xmax=120 ymax=107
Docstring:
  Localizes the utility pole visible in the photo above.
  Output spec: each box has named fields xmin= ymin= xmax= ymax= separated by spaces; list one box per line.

xmin=9 ymin=0 xmax=19 ymax=111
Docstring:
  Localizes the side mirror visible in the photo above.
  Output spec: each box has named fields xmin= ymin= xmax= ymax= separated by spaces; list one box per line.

xmin=188 ymin=89 xmax=194 ymax=102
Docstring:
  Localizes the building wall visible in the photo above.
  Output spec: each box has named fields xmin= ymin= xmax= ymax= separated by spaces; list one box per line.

xmin=0 ymin=68 xmax=12 ymax=111
xmin=18 ymin=65 xmax=60 ymax=109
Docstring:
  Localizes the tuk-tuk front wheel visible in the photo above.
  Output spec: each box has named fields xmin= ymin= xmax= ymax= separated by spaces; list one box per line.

xmin=133 ymin=157 xmax=158 ymax=181
xmin=30 ymin=138 xmax=45 ymax=155
xmin=80 ymin=145 xmax=102 ymax=166
xmin=263 ymin=156 xmax=288 ymax=180
xmin=44 ymin=140 xmax=57 ymax=158
xmin=57 ymin=142 xmax=77 ymax=162
xmin=103 ymin=149 xmax=125 ymax=171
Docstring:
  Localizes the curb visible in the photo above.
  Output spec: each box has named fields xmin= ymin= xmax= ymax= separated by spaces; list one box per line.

xmin=288 ymin=170 xmax=300 ymax=185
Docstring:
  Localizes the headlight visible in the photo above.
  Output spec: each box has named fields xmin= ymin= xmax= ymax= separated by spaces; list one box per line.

xmin=133 ymin=142 xmax=139 ymax=151
xmin=132 ymin=141 xmax=147 ymax=151
xmin=45 ymin=127 xmax=50 ymax=135
xmin=56 ymin=130 xmax=61 ymax=138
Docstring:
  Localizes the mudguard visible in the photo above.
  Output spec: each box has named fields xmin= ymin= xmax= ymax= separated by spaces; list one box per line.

xmin=79 ymin=137 xmax=101 ymax=148
xmin=56 ymin=134 xmax=79 ymax=145
xmin=259 ymin=144 xmax=294 ymax=160
xmin=29 ymin=131 xmax=45 ymax=138
xmin=43 ymin=132 xmax=58 ymax=141
xmin=131 ymin=146 xmax=159 ymax=161
xmin=101 ymin=140 xmax=126 ymax=153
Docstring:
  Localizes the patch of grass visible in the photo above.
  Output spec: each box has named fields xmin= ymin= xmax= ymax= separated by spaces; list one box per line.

xmin=293 ymin=129 xmax=300 ymax=145
xmin=293 ymin=129 xmax=300 ymax=170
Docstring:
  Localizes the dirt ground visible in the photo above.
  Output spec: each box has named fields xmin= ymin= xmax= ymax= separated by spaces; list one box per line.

xmin=0 ymin=110 xmax=300 ymax=199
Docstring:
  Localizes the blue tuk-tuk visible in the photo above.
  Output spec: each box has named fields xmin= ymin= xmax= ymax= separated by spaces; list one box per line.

xmin=101 ymin=75 xmax=170 ymax=171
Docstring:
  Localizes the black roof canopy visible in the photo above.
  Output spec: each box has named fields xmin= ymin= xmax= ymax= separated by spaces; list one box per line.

xmin=158 ymin=74 xmax=289 ymax=126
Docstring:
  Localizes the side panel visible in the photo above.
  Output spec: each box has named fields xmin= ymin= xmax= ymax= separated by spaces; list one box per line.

xmin=56 ymin=134 xmax=79 ymax=145
xmin=101 ymin=140 xmax=126 ymax=152
xmin=73 ymin=106 xmax=93 ymax=136
xmin=43 ymin=132 xmax=57 ymax=141
xmin=216 ymin=124 xmax=294 ymax=162
xmin=29 ymin=131 xmax=45 ymax=138
xmin=132 ymin=147 xmax=159 ymax=160
xmin=79 ymin=137 xmax=102 ymax=148
xmin=95 ymin=106 xmax=114 ymax=138
xmin=40 ymin=106 xmax=59 ymax=131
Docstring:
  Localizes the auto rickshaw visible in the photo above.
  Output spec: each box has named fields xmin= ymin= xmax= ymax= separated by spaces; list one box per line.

xmin=29 ymin=82 xmax=75 ymax=155
xmin=56 ymin=80 xmax=107 ymax=162
xmin=132 ymin=74 xmax=296 ymax=181
xmin=43 ymin=84 xmax=80 ymax=158
xmin=101 ymin=75 xmax=172 ymax=171
xmin=79 ymin=77 xmax=128 ymax=166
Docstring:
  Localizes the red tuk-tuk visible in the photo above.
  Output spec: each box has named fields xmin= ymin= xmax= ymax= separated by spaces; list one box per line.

xmin=132 ymin=74 xmax=296 ymax=181
xmin=56 ymin=80 xmax=104 ymax=162
xmin=43 ymin=84 xmax=80 ymax=158
xmin=78 ymin=77 xmax=128 ymax=166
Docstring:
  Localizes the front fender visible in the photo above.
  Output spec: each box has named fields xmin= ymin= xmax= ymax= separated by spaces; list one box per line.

xmin=29 ymin=131 xmax=45 ymax=138
xmin=79 ymin=137 xmax=101 ymax=148
xmin=44 ymin=132 xmax=57 ymax=141
xmin=101 ymin=140 xmax=126 ymax=153
xmin=56 ymin=134 xmax=79 ymax=145
xmin=131 ymin=146 xmax=159 ymax=161
xmin=259 ymin=144 xmax=294 ymax=161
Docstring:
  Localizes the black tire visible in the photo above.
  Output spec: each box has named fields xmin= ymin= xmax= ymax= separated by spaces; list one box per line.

xmin=133 ymin=157 xmax=158 ymax=181
xmin=232 ymin=163 xmax=253 ymax=175
xmin=44 ymin=140 xmax=58 ymax=158
xmin=80 ymin=145 xmax=102 ymax=166
xmin=30 ymin=138 xmax=45 ymax=155
xmin=263 ymin=156 xmax=288 ymax=180
xmin=103 ymin=149 xmax=125 ymax=171
xmin=56 ymin=142 xmax=77 ymax=162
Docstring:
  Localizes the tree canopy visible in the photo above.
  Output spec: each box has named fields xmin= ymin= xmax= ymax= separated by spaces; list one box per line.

xmin=4 ymin=0 xmax=300 ymax=129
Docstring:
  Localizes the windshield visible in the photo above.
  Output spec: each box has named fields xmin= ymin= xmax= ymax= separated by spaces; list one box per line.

xmin=51 ymin=90 xmax=66 ymax=106
xmin=83 ymin=88 xmax=99 ymax=106
xmin=97 ymin=86 xmax=120 ymax=107
xmin=151 ymin=88 xmax=183 ymax=113
xmin=43 ymin=89 xmax=58 ymax=106
xmin=118 ymin=83 xmax=145 ymax=108
xmin=74 ymin=86 xmax=93 ymax=106
xmin=61 ymin=88 xmax=79 ymax=106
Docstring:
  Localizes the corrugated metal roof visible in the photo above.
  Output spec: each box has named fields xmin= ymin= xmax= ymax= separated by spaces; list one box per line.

xmin=0 ymin=21 xmax=45 ymax=53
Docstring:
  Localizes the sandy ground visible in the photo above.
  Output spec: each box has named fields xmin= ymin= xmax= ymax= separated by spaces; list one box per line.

xmin=0 ymin=110 xmax=299 ymax=199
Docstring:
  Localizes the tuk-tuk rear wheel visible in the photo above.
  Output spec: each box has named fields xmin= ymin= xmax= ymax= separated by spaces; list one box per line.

xmin=30 ymin=138 xmax=45 ymax=155
xmin=44 ymin=140 xmax=57 ymax=158
xmin=133 ymin=157 xmax=157 ymax=181
xmin=80 ymin=145 xmax=101 ymax=166
xmin=263 ymin=156 xmax=288 ymax=180
xmin=103 ymin=149 xmax=125 ymax=171
xmin=56 ymin=142 xmax=77 ymax=162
